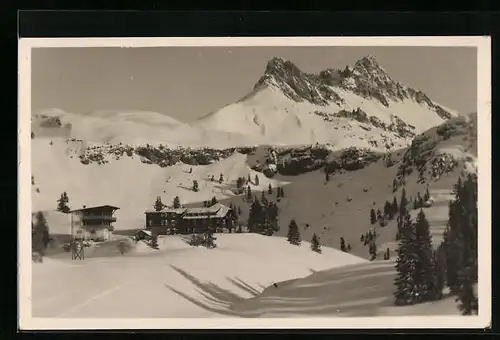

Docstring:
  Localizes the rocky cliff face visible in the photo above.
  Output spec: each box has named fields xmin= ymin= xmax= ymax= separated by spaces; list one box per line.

xmin=254 ymin=55 xmax=453 ymax=120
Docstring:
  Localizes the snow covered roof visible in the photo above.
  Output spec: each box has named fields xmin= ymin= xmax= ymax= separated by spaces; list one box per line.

xmin=144 ymin=203 xmax=231 ymax=219
xmin=69 ymin=205 xmax=120 ymax=213
xmin=144 ymin=208 xmax=188 ymax=214
xmin=136 ymin=229 xmax=152 ymax=236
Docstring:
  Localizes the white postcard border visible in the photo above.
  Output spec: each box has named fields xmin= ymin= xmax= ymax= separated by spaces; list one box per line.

xmin=18 ymin=36 xmax=491 ymax=330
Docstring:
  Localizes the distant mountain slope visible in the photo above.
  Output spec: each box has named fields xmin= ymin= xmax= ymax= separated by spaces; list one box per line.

xmin=193 ymin=55 xmax=458 ymax=150
xmin=32 ymin=55 xmax=457 ymax=151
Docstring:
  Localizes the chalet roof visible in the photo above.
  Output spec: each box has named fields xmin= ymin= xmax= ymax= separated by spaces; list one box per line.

xmin=144 ymin=203 xmax=231 ymax=218
xmin=144 ymin=207 xmax=188 ymax=214
xmin=182 ymin=204 xmax=231 ymax=220
xmin=69 ymin=205 xmax=120 ymax=213
xmin=136 ymin=229 xmax=152 ymax=237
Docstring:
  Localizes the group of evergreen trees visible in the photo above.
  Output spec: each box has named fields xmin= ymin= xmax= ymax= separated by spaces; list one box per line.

xmin=360 ymin=230 xmax=376 ymax=259
xmin=394 ymin=208 xmax=442 ymax=305
xmin=442 ymin=175 xmax=478 ymax=315
xmin=56 ymin=192 xmax=71 ymax=213
xmin=370 ymin=197 xmax=398 ymax=226
xmin=285 ymin=220 xmax=327 ymax=255
xmin=339 ymin=237 xmax=352 ymax=253
xmin=247 ymin=197 xmax=280 ymax=235
xmin=393 ymin=175 xmax=478 ymax=315
xmin=154 ymin=196 xmax=182 ymax=211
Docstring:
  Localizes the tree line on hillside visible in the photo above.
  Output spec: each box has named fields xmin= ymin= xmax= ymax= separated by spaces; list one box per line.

xmin=393 ymin=174 xmax=478 ymax=315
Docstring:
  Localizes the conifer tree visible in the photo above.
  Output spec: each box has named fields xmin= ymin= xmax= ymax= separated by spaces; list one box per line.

xmin=254 ymin=174 xmax=259 ymax=186
xmin=370 ymin=209 xmax=377 ymax=225
xmin=32 ymin=211 xmax=50 ymax=255
xmin=238 ymin=206 xmax=242 ymax=216
xmin=204 ymin=227 xmax=217 ymax=249
xmin=247 ymin=174 xmax=252 ymax=184
xmin=268 ymin=183 xmax=272 ymax=194
xmin=394 ymin=212 xmax=417 ymax=305
xmin=287 ymin=219 xmax=301 ymax=245
xmin=154 ymin=196 xmax=164 ymax=211
xmin=311 ymin=233 xmax=321 ymax=253
xmin=413 ymin=209 xmax=436 ymax=302
xmin=340 ymin=237 xmax=347 ymax=252
xmin=210 ymin=196 xmax=218 ymax=207
xmin=400 ymin=187 xmax=408 ymax=216
xmin=384 ymin=201 xmax=391 ymax=218
xmin=325 ymin=171 xmax=330 ymax=182
xmin=347 ymin=244 xmax=352 ymax=252
xmin=193 ymin=180 xmax=199 ymax=192
xmin=276 ymin=187 xmax=281 ymax=199
xmin=433 ymin=244 xmax=446 ymax=300
xmin=56 ymin=192 xmax=70 ymax=213
xmin=211 ymin=175 xmax=215 ymax=182
xmin=280 ymin=187 xmax=285 ymax=197
xmin=173 ymin=196 xmax=181 ymax=209
xmin=369 ymin=241 xmax=377 ymax=261
xmin=424 ymin=187 xmax=430 ymax=202
xmin=246 ymin=185 xmax=252 ymax=201
xmin=248 ymin=199 xmax=263 ymax=233
xmin=392 ymin=196 xmax=399 ymax=216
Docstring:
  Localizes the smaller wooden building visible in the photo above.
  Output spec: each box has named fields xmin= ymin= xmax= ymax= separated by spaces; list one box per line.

xmin=70 ymin=205 xmax=119 ymax=241
xmin=145 ymin=203 xmax=234 ymax=235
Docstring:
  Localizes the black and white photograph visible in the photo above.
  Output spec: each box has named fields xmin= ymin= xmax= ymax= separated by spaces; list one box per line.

xmin=18 ymin=37 xmax=491 ymax=329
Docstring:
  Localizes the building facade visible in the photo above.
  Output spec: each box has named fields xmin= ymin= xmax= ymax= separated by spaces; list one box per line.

xmin=70 ymin=205 xmax=119 ymax=241
xmin=145 ymin=203 xmax=234 ymax=235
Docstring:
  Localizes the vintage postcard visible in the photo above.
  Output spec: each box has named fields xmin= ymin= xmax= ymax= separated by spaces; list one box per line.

xmin=18 ymin=36 xmax=491 ymax=330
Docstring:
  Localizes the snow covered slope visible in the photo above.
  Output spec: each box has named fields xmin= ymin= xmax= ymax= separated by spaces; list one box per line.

xmin=230 ymin=260 xmax=465 ymax=317
xmin=32 ymin=55 xmax=457 ymax=151
xmin=193 ymin=55 xmax=458 ymax=150
xmin=220 ymin=113 xmax=477 ymax=259
xmin=31 ymin=138 xmax=288 ymax=230
xmin=32 ymin=233 xmax=367 ymax=317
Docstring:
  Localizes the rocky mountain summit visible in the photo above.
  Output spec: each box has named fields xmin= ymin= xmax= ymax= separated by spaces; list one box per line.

xmin=255 ymin=55 xmax=453 ymax=120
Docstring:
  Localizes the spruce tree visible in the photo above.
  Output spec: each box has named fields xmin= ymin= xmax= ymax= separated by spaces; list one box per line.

xmin=340 ymin=237 xmax=347 ymax=252
xmin=413 ymin=209 xmax=436 ymax=302
xmin=392 ymin=196 xmax=399 ymax=217
xmin=210 ymin=196 xmax=218 ymax=207
xmin=424 ymin=187 xmax=430 ymax=202
xmin=287 ymin=219 xmax=301 ymax=245
xmin=219 ymin=173 xmax=224 ymax=184
xmin=268 ymin=183 xmax=272 ymax=194
xmin=32 ymin=211 xmax=50 ymax=255
xmin=370 ymin=209 xmax=377 ymax=225
xmin=384 ymin=201 xmax=391 ymax=218
xmin=173 ymin=196 xmax=181 ymax=209
xmin=204 ymin=227 xmax=217 ymax=249
xmin=248 ymin=199 xmax=263 ymax=233
xmin=154 ymin=196 xmax=164 ymax=211
xmin=246 ymin=185 xmax=252 ymax=201
xmin=254 ymin=174 xmax=259 ymax=186
xmin=280 ymin=187 xmax=285 ymax=197
xmin=193 ymin=180 xmax=199 ymax=192
xmin=369 ymin=241 xmax=377 ymax=261
xmin=238 ymin=206 xmax=242 ymax=215
xmin=433 ymin=244 xmax=446 ymax=300
xmin=394 ymin=212 xmax=417 ymax=305
xmin=276 ymin=187 xmax=281 ymax=199
xmin=56 ymin=192 xmax=70 ymax=213
xmin=325 ymin=171 xmax=330 ymax=182
xmin=311 ymin=233 xmax=321 ymax=253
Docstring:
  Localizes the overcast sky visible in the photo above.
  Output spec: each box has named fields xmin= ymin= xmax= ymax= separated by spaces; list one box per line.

xmin=31 ymin=46 xmax=477 ymax=121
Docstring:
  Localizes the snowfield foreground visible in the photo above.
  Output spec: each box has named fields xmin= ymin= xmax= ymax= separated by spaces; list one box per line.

xmin=32 ymin=233 xmax=462 ymax=318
